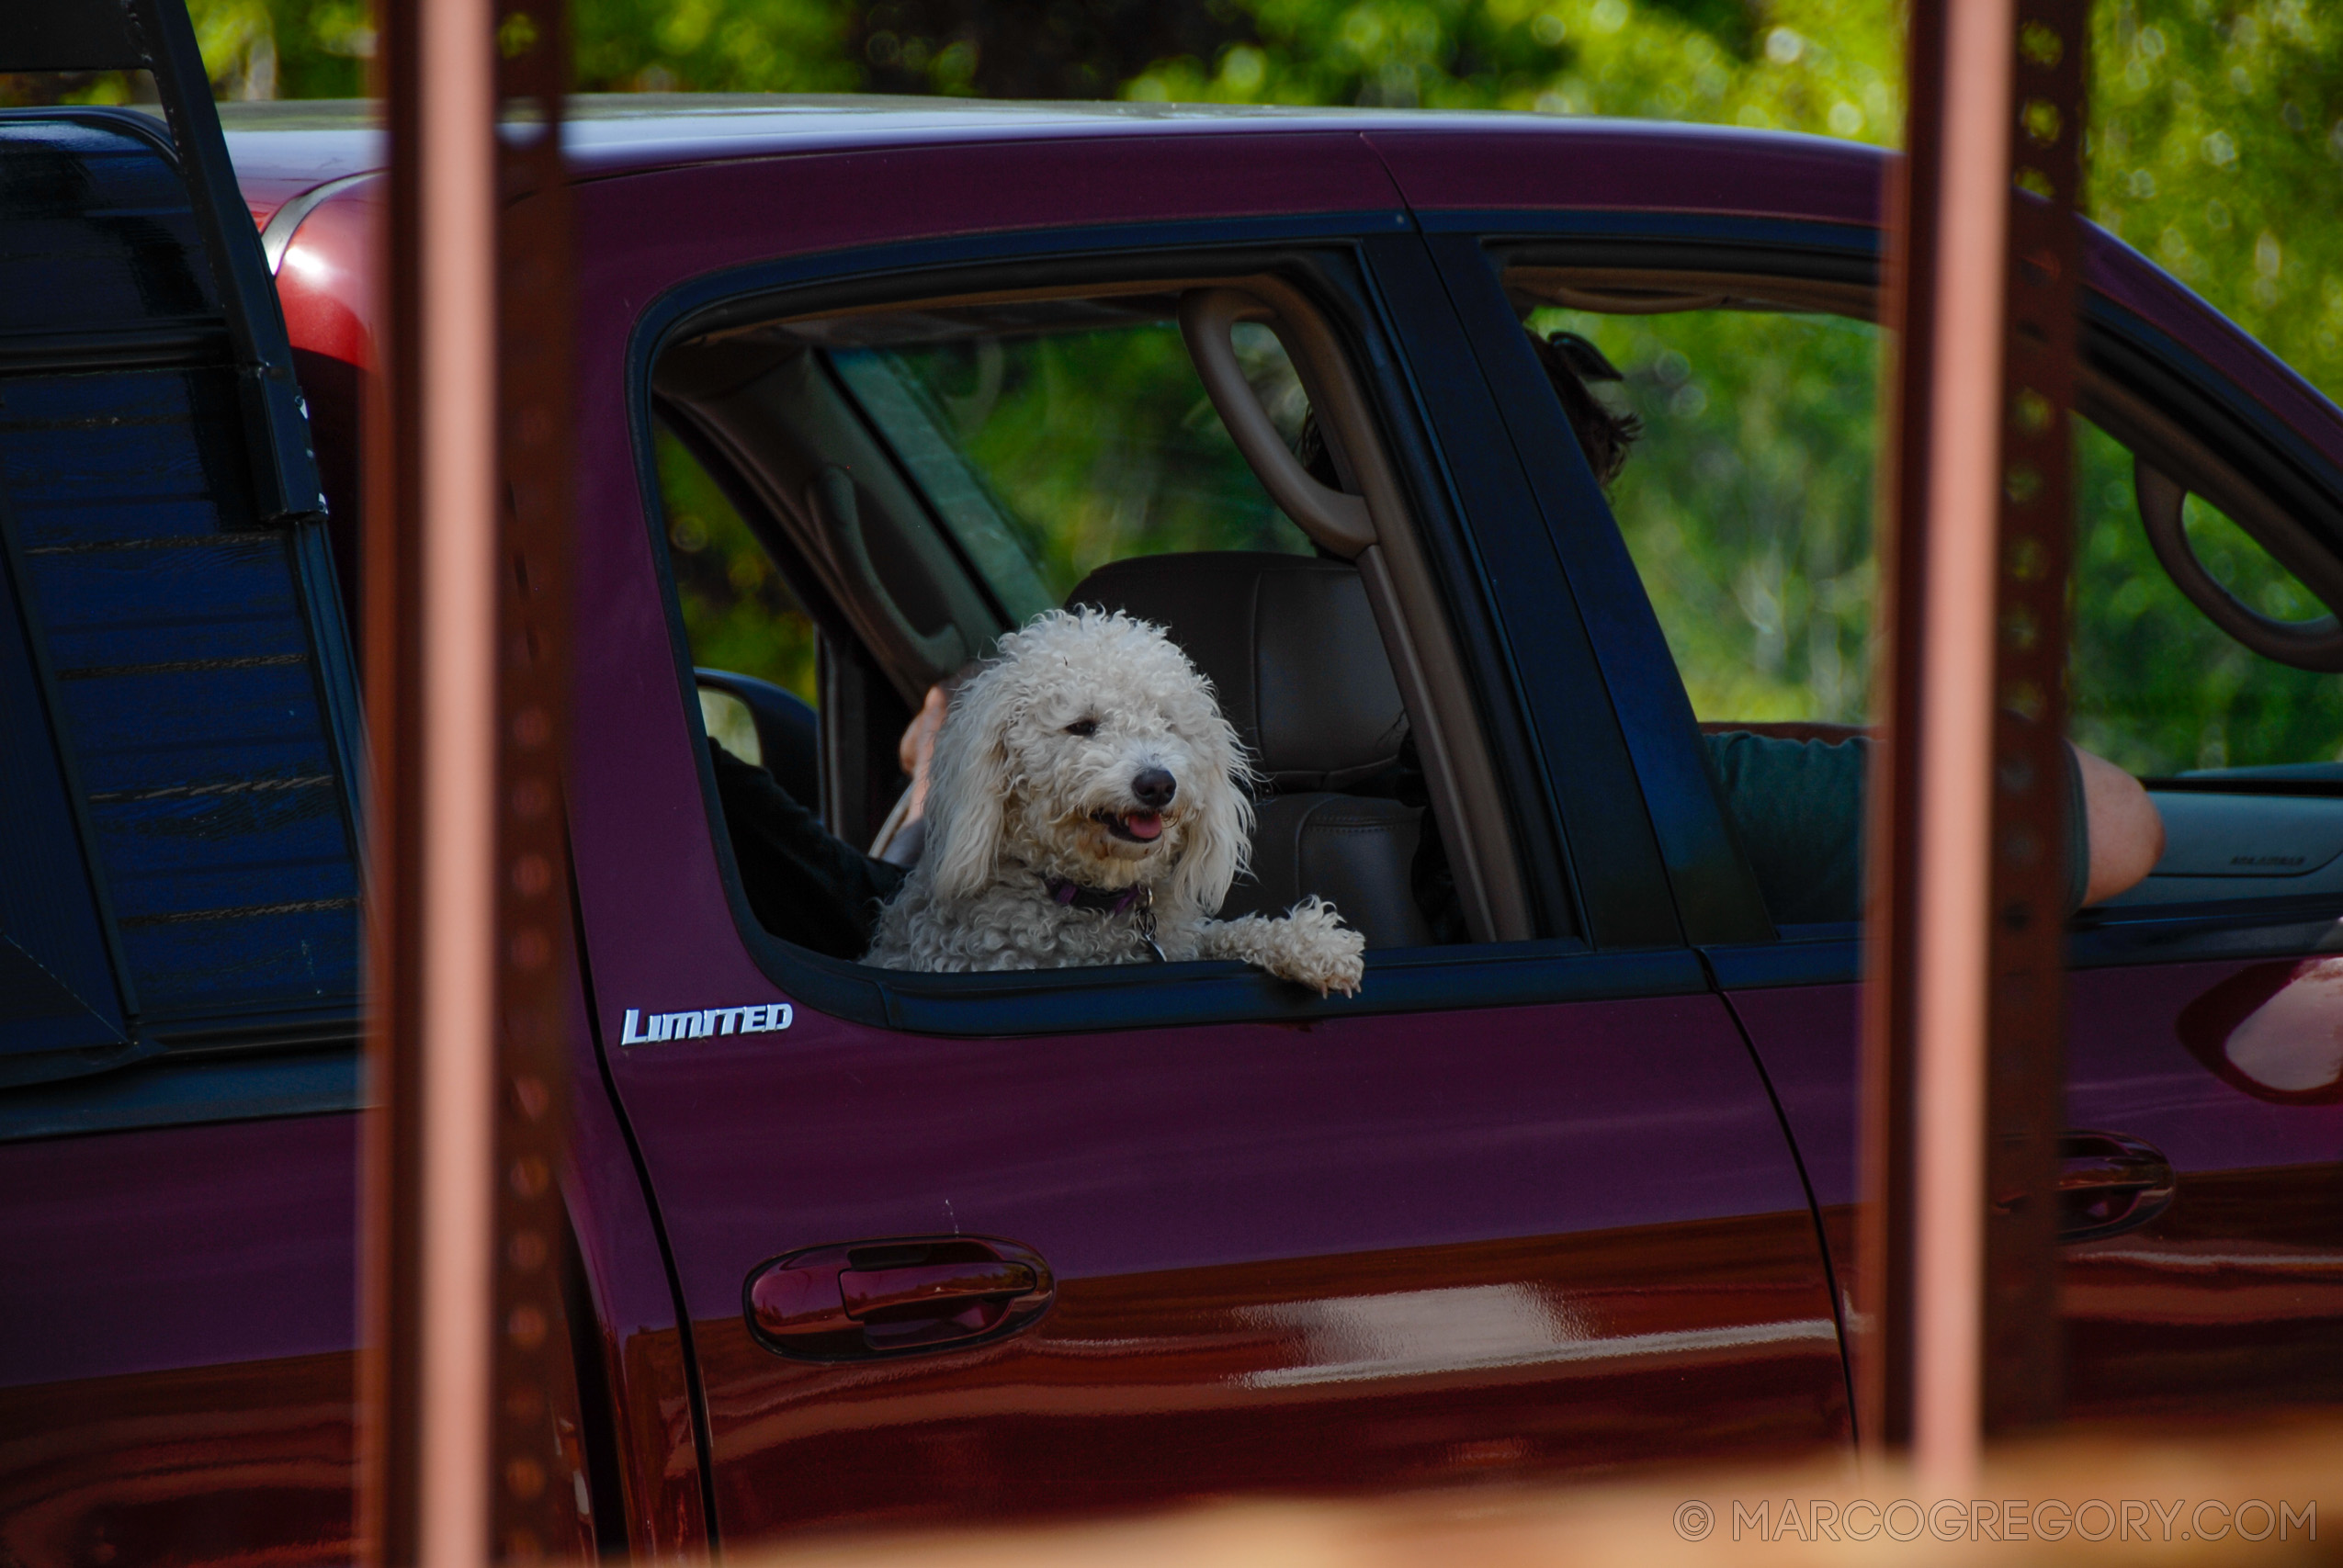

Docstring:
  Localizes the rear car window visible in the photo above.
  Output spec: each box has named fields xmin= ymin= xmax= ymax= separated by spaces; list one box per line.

xmin=0 ymin=113 xmax=363 ymax=1089
xmin=1529 ymin=299 xmax=2343 ymax=774
xmin=1511 ymin=271 xmax=2343 ymax=925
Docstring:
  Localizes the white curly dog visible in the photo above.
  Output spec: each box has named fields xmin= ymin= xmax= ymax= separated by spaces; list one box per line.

xmin=866 ymin=607 xmax=1367 ymax=996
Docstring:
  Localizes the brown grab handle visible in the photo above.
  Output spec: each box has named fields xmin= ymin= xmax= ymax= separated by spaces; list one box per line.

xmin=745 ymin=1235 xmax=1055 ymax=1361
xmin=842 ymin=1258 xmax=1036 ymax=1319
xmin=1178 ymin=288 xmax=1375 ymax=558
xmin=2135 ymin=459 xmax=2343 ymax=671
xmin=2057 ymin=1130 xmax=2176 ymax=1245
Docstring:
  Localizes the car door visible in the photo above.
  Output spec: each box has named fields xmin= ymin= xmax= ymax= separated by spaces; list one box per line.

xmin=1711 ymin=316 xmax=2343 ymax=1419
xmin=1400 ymin=136 xmax=2343 ymax=1425
xmin=564 ymin=125 xmax=1849 ymax=1544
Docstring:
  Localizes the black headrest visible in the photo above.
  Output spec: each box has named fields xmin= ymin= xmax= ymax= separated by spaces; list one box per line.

xmin=1068 ymin=552 xmax=1408 ymax=792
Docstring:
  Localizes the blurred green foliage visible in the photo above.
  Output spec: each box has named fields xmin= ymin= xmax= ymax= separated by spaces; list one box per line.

xmin=572 ymin=0 xmax=856 ymax=93
xmin=1551 ymin=300 xmax=2343 ymax=772
xmin=869 ymin=324 xmax=1311 ymax=606
xmin=1532 ymin=305 xmax=1880 ymax=725
xmin=2068 ymin=420 xmax=2343 ymax=773
xmin=2087 ymin=3 xmax=2343 ymax=400
xmin=657 ymin=429 xmax=821 ymax=699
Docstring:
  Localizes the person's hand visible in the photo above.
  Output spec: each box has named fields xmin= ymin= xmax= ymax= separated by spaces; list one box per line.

xmin=899 ymin=683 xmax=948 ymax=823
xmin=2073 ymin=742 xmax=2165 ymax=904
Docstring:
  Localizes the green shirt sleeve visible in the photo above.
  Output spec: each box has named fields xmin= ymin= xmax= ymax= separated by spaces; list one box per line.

xmin=1701 ymin=731 xmax=2091 ymax=924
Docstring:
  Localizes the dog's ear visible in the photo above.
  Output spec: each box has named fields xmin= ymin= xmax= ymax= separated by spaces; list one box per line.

xmin=1168 ymin=712 xmax=1254 ymax=920
xmin=922 ymin=665 xmax=1013 ymax=902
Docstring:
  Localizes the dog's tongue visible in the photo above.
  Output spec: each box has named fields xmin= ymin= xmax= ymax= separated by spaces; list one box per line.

xmin=1123 ymin=810 xmax=1163 ymax=841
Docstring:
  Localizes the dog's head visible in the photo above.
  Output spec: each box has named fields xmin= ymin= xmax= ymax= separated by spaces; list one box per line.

xmin=922 ymin=607 xmax=1253 ymax=919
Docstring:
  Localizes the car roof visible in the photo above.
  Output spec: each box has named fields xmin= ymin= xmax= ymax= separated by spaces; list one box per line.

xmin=216 ymin=92 xmax=1882 ymax=220
xmin=217 ymin=94 xmax=2343 ymax=479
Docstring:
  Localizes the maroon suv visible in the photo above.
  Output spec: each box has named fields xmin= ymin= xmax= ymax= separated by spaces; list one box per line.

xmin=5 ymin=93 xmax=2342 ymax=1565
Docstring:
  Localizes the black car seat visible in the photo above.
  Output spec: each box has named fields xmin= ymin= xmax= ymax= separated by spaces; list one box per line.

xmin=1066 ymin=552 xmax=1434 ymax=949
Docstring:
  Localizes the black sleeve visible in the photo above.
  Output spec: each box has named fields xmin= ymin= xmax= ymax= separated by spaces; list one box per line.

xmin=707 ymin=740 xmax=907 ymax=961
xmin=1387 ymin=734 xmax=1470 ymax=944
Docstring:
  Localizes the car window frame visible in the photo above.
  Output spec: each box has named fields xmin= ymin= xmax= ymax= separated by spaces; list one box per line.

xmin=1357 ymin=232 xmax=1690 ymax=949
xmin=622 ymin=220 xmax=1712 ymax=1035
xmin=1428 ymin=226 xmax=1806 ymax=949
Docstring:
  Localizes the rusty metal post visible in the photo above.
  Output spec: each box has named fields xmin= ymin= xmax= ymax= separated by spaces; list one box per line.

xmin=364 ymin=0 xmax=573 ymax=1561
xmin=489 ymin=0 xmax=578 ymax=1558
xmin=1864 ymin=0 xmax=2087 ymax=1482
xmin=364 ymin=0 xmax=495 ymax=1560
xmin=1983 ymin=0 xmax=2087 ymax=1439
xmin=1858 ymin=0 xmax=1948 ymax=1460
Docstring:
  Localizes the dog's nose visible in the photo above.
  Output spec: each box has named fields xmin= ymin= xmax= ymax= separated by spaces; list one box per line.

xmin=1131 ymin=767 xmax=1177 ymax=809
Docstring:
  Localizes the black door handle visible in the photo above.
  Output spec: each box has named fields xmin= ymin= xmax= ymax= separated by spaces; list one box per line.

xmin=744 ymin=1235 xmax=1055 ymax=1361
xmin=2058 ymin=1131 xmax=2177 ymax=1244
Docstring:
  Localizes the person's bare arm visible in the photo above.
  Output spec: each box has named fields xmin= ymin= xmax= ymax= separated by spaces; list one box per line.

xmin=898 ymin=683 xmax=948 ymax=822
xmin=2073 ymin=742 xmax=2165 ymax=904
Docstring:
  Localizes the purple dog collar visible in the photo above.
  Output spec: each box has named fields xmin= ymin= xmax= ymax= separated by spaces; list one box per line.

xmin=1043 ymin=876 xmax=1166 ymax=963
xmin=1045 ymin=875 xmax=1146 ymax=917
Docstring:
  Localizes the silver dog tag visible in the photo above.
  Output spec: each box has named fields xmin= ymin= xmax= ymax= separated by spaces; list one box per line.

xmin=1135 ymin=888 xmax=1166 ymax=962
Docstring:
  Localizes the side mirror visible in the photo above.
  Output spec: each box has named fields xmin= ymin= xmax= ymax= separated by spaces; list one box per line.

xmin=696 ymin=669 xmax=821 ymax=811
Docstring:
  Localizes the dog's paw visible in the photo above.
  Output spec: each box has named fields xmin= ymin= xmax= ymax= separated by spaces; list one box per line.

xmin=1296 ymin=935 xmax=1366 ymax=998
xmin=1275 ymin=897 xmax=1366 ymax=998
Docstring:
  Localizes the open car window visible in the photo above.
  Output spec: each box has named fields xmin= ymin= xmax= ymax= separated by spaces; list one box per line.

xmin=651 ymin=275 xmax=1537 ymax=984
xmin=2069 ymin=417 xmax=2343 ymax=778
xmin=1525 ymin=302 xmax=1881 ymax=732
xmin=1509 ymin=269 xmax=2343 ymax=923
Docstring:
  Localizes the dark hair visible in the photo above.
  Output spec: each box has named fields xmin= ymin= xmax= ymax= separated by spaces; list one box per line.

xmin=1526 ymin=329 xmax=1641 ymax=487
xmin=1294 ymin=409 xmax=1340 ymax=491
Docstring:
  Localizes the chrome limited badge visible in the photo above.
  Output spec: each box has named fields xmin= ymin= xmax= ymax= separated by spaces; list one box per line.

xmin=620 ymin=1003 xmax=793 ymax=1044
